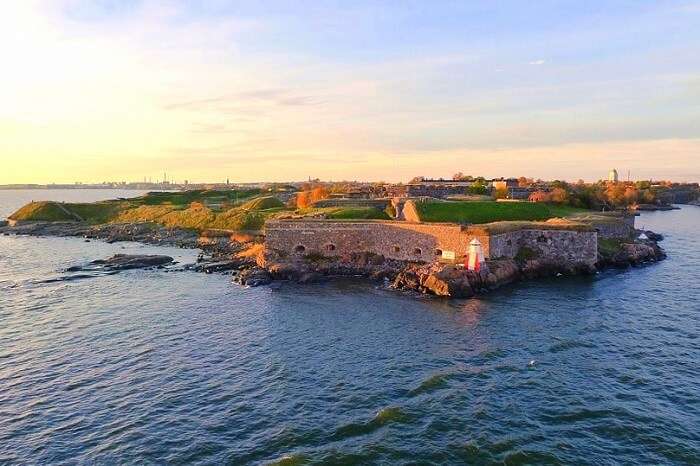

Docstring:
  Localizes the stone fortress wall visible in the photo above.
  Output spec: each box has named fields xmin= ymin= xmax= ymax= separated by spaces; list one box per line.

xmin=265 ymin=219 xmax=599 ymax=266
xmin=489 ymin=230 xmax=597 ymax=266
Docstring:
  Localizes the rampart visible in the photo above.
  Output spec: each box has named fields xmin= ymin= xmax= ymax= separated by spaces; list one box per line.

xmin=265 ymin=219 xmax=598 ymax=266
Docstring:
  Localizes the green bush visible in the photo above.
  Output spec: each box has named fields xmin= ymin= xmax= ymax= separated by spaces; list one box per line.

xmin=515 ymin=246 xmax=539 ymax=262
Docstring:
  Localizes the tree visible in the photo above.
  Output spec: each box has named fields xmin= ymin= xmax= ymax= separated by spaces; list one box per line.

xmin=310 ymin=186 xmax=329 ymax=203
xmin=468 ymin=183 xmax=487 ymax=195
xmin=296 ymin=191 xmax=311 ymax=208
xmin=494 ymin=187 xmax=508 ymax=199
xmin=550 ymin=187 xmax=568 ymax=203
xmin=296 ymin=185 xmax=329 ymax=208
xmin=529 ymin=191 xmax=550 ymax=202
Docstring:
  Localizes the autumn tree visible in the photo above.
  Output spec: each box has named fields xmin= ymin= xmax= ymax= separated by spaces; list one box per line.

xmin=296 ymin=191 xmax=311 ymax=208
xmin=310 ymin=186 xmax=329 ymax=203
xmin=550 ymin=187 xmax=568 ymax=203
xmin=528 ymin=191 xmax=550 ymax=202
xmin=493 ymin=187 xmax=509 ymax=199
xmin=295 ymin=185 xmax=329 ymax=208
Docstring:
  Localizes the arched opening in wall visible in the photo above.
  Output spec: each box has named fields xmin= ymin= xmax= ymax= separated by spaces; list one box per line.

xmin=412 ymin=248 xmax=422 ymax=256
xmin=537 ymin=235 xmax=547 ymax=243
xmin=294 ymin=245 xmax=306 ymax=254
xmin=324 ymin=243 xmax=336 ymax=252
xmin=393 ymin=245 xmax=401 ymax=253
xmin=435 ymin=249 xmax=443 ymax=257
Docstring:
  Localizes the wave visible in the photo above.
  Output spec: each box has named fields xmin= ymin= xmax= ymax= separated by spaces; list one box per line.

xmin=408 ymin=372 xmax=451 ymax=397
xmin=331 ymin=406 xmax=409 ymax=440
xmin=548 ymin=339 xmax=596 ymax=353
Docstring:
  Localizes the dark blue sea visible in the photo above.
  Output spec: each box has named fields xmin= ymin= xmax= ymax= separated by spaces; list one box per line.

xmin=1 ymin=190 xmax=698 ymax=465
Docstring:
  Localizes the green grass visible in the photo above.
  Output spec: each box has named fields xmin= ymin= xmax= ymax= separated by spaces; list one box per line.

xmin=240 ymin=196 xmax=285 ymax=211
xmin=598 ymin=238 xmax=624 ymax=257
xmin=327 ymin=207 xmax=391 ymax=220
xmin=137 ymin=189 xmax=261 ymax=207
xmin=415 ymin=201 xmax=552 ymax=223
xmin=414 ymin=201 xmax=591 ymax=224
xmin=9 ymin=202 xmax=77 ymax=222
xmin=546 ymin=204 xmax=588 ymax=217
xmin=9 ymin=191 xmax=292 ymax=232
xmin=295 ymin=207 xmax=391 ymax=220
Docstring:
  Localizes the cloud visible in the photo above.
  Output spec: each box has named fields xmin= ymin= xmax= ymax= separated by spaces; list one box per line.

xmin=164 ymin=89 xmax=324 ymax=112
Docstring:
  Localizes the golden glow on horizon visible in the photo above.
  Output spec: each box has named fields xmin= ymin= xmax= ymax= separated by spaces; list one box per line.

xmin=1 ymin=2 xmax=698 ymax=184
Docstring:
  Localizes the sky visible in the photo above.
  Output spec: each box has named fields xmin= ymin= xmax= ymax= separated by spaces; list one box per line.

xmin=1 ymin=0 xmax=699 ymax=184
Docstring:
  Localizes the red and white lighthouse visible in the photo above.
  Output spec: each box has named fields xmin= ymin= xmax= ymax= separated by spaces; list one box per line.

xmin=465 ymin=238 xmax=485 ymax=271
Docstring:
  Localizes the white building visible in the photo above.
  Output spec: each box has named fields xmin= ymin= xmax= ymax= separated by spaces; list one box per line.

xmin=608 ymin=169 xmax=619 ymax=182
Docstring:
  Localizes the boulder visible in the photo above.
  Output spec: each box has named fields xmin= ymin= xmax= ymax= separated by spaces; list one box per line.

xmin=195 ymin=259 xmax=249 ymax=273
xmin=93 ymin=254 xmax=174 ymax=270
xmin=234 ymin=267 xmax=272 ymax=287
xmin=68 ymin=254 xmax=174 ymax=272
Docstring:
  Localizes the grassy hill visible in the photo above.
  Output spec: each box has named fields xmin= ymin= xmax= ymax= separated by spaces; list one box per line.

xmin=9 ymin=191 xmax=595 ymax=232
xmin=413 ymin=201 xmax=587 ymax=224
xmin=8 ymin=191 xmax=392 ymax=231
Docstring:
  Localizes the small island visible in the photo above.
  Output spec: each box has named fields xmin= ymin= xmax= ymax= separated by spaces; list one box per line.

xmin=2 ymin=174 xmax=679 ymax=298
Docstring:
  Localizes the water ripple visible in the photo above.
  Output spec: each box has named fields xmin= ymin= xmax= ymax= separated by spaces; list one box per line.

xmin=0 ymin=206 xmax=699 ymax=464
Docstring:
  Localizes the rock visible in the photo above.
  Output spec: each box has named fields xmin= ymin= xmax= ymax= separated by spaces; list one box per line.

xmin=643 ymin=230 xmax=664 ymax=242
xmin=68 ymin=254 xmax=174 ymax=272
xmin=195 ymin=259 xmax=249 ymax=274
xmin=266 ymin=262 xmax=306 ymax=281
xmin=234 ymin=267 xmax=272 ymax=287
xmin=598 ymin=240 xmax=665 ymax=268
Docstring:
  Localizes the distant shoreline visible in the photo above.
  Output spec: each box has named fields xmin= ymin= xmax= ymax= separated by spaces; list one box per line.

xmin=0 ymin=186 xmax=174 ymax=191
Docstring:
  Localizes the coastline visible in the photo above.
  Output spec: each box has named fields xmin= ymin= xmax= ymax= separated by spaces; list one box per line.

xmin=0 ymin=218 xmax=666 ymax=299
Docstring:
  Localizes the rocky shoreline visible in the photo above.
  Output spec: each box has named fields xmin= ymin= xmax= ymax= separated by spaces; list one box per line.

xmin=0 ymin=220 xmax=666 ymax=299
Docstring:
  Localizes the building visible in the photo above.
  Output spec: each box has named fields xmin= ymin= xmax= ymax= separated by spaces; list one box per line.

xmin=405 ymin=179 xmax=476 ymax=198
xmin=265 ymin=219 xmax=599 ymax=268
xmin=490 ymin=178 xmax=519 ymax=191
xmin=608 ymin=169 xmax=619 ymax=183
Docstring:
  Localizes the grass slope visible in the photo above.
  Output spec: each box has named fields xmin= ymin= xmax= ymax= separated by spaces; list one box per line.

xmin=9 ymin=202 xmax=76 ymax=222
xmin=9 ymin=190 xmax=290 ymax=232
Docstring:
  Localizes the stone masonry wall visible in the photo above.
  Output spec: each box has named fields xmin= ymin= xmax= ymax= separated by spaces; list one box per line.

xmin=489 ymin=229 xmax=598 ymax=267
xmin=265 ymin=219 xmax=597 ymax=266
xmin=591 ymin=220 xmax=635 ymax=239
xmin=265 ymin=220 xmax=488 ymax=263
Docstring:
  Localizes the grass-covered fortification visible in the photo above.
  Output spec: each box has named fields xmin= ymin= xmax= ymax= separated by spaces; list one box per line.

xmin=412 ymin=200 xmax=586 ymax=224
xmin=8 ymin=190 xmax=392 ymax=232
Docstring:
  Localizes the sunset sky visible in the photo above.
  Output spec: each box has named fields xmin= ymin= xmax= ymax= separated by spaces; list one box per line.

xmin=1 ymin=0 xmax=699 ymax=184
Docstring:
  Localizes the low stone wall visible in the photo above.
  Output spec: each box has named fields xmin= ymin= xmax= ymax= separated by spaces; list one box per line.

xmin=265 ymin=219 xmax=597 ymax=266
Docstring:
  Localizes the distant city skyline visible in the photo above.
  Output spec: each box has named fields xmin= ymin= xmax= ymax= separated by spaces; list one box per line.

xmin=2 ymin=1 xmax=699 ymax=184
